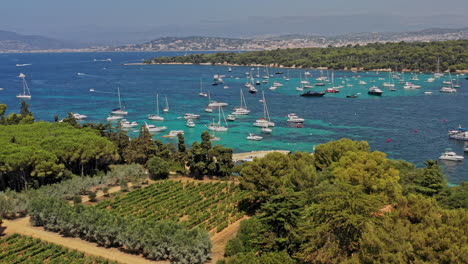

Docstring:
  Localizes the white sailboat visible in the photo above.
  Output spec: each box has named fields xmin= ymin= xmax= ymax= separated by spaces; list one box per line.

xmin=232 ymin=89 xmax=250 ymax=115
xmin=253 ymin=91 xmax=275 ymax=128
xmin=16 ymin=73 xmax=31 ymax=99
xmin=206 ymin=106 xmax=228 ymax=132
xmin=111 ymin=86 xmax=128 ymax=115
xmin=148 ymin=94 xmax=164 ymax=121
xmin=163 ymin=96 xmax=169 ymax=112
xmin=198 ymin=79 xmax=208 ymax=97
xmin=382 ymin=71 xmax=395 ymax=87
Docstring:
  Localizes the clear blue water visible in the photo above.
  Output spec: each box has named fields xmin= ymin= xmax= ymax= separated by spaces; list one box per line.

xmin=0 ymin=52 xmax=467 ymax=184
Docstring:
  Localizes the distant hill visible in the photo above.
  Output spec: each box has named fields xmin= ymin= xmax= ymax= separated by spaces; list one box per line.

xmin=0 ymin=30 xmax=83 ymax=52
xmin=111 ymin=27 xmax=468 ymax=52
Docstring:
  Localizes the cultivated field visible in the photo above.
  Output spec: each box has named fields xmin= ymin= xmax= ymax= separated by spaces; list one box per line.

xmin=0 ymin=234 xmax=117 ymax=264
xmin=96 ymin=180 xmax=247 ymax=232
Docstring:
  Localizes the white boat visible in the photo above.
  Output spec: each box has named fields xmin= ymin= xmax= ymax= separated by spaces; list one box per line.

xmin=111 ymin=86 xmax=128 ymax=115
xmin=440 ymin=87 xmax=457 ymax=93
xmin=232 ymin=89 xmax=250 ymax=115
xmin=16 ymin=63 xmax=31 ymax=67
xmin=107 ymin=115 xmax=124 ymax=121
xmin=148 ymin=94 xmax=164 ymax=121
xmin=247 ymin=133 xmax=263 ymax=141
xmin=207 ymin=91 xmax=228 ymax=107
xmin=261 ymin=127 xmax=272 ymax=133
xmin=287 ymin=113 xmax=305 ymax=123
xmin=206 ymin=106 xmax=228 ymax=132
xmin=249 ymin=86 xmax=258 ymax=94
xmin=358 ymin=80 xmax=367 ymax=85
xmin=227 ymin=115 xmax=236 ymax=121
xmin=426 ymin=77 xmax=435 ymax=83
xmin=120 ymin=119 xmax=138 ymax=128
xmin=164 ymin=130 xmax=184 ymax=137
xmin=296 ymin=86 xmax=304 ymax=91
xmin=72 ymin=113 xmax=87 ymax=120
xmin=464 ymin=143 xmax=468 ymax=152
xmin=228 ymin=67 xmax=232 ymax=72
xmin=224 ymin=85 xmax=229 ymax=89
xmin=89 ymin=88 xmax=95 ymax=92
xmin=253 ymin=91 xmax=275 ymax=127
xmin=186 ymin=119 xmax=196 ymax=128
xmin=382 ymin=71 xmax=395 ymax=87
xmin=163 ymin=96 xmax=169 ymax=112
xmin=184 ymin=113 xmax=200 ymax=120
xmin=438 ymin=150 xmax=464 ymax=161
xmin=198 ymin=79 xmax=208 ymax=97
xmin=368 ymin=86 xmax=383 ymax=96
xmin=16 ymin=73 xmax=31 ymax=99
xmin=403 ymin=82 xmax=421 ymax=89
xmin=205 ymin=106 xmax=213 ymax=113
xmin=144 ymin=122 xmax=167 ymax=133
xmin=424 ymin=91 xmax=433 ymax=95
xmin=269 ymin=86 xmax=277 ymax=90
xmin=273 ymin=81 xmax=283 ymax=87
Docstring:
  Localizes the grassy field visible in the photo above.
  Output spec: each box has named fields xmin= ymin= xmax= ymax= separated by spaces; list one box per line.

xmin=0 ymin=234 xmax=117 ymax=264
xmin=96 ymin=180 xmax=247 ymax=232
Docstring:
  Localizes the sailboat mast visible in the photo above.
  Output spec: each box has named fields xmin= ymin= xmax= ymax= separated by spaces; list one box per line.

xmin=117 ymin=86 xmax=122 ymax=109
xmin=156 ymin=94 xmax=160 ymax=115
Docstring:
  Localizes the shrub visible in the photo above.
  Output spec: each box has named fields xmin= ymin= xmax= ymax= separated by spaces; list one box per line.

xmin=88 ymin=192 xmax=97 ymax=202
xmin=146 ymin=156 xmax=170 ymax=180
xmin=73 ymin=195 xmax=82 ymax=204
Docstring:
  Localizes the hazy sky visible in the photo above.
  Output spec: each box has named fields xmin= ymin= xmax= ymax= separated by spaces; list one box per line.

xmin=2 ymin=0 xmax=467 ymax=32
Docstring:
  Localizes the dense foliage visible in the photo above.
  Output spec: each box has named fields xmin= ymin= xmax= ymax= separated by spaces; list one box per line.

xmin=148 ymin=40 xmax=468 ymax=71
xmin=29 ymin=198 xmax=212 ymax=264
xmin=0 ymin=234 xmax=117 ymax=264
xmin=0 ymin=122 xmax=119 ymax=191
xmin=187 ymin=131 xmax=234 ymax=179
xmin=0 ymin=164 xmax=146 ymax=218
xmin=96 ymin=180 xmax=246 ymax=232
xmin=223 ymin=138 xmax=468 ymax=263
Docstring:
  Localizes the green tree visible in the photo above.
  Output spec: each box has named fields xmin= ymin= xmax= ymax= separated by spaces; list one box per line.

xmin=146 ymin=156 xmax=170 ymax=180
xmin=313 ymin=138 xmax=370 ymax=170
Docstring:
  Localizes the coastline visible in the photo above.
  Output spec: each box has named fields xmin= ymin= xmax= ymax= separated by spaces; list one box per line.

xmin=232 ymin=150 xmax=291 ymax=162
xmin=132 ymin=62 xmax=468 ymax=74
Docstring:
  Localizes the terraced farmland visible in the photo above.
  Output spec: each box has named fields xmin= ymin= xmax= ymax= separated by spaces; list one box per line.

xmin=0 ymin=234 xmax=117 ymax=264
xmin=96 ymin=180 xmax=247 ymax=232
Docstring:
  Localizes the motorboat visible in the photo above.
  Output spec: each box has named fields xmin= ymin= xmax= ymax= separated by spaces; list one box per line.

xmin=72 ymin=113 xmax=87 ymax=120
xmin=273 ymin=81 xmax=283 ymax=87
xmin=269 ymin=86 xmax=277 ymax=90
xmin=464 ymin=143 xmax=468 ymax=152
xmin=144 ymin=122 xmax=167 ymax=133
xmin=186 ymin=119 xmax=196 ymax=128
xmin=346 ymin=94 xmax=359 ymax=98
xmin=315 ymin=82 xmax=325 ymax=86
xmin=184 ymin=113 xmax=200 ymax=120
xmin=247 ymin=133 xmax=263 ymax=141
xmin=300 ymin=91 xmax=325 ymax=97
xmin=261 ymin=127 xmax=272 ymax=133
xmin=107 ymin=115 xmax=124 ymax=121
xmin=358 ymin=81 xmax=367 ymax=85
xmin=163 ymin=130 xmax=184 ymax=138
xmin=325 ymin=88 xmax=339 ymax=93
xmin=424 ymin=91 xmax=433 ymax=95
xmin=287 ymin=113 xmax=305 ymax=123
xmin=296 ymin=86 xmax=304 ymax=91
xmin=439 ymin=87 xmax=457 ymax=93
xmin=249 ymin=86 xmax=258 ymax=94
xmin=208 ymin=101 xmax=228 ymax=107
xmin=120 ymin=119 xmax=138 ymax=128
xmin=205 ymin=106 xmax=213 ymax=113
xmin=227 ymin=115 xmax=236 ymax=121
xmin=403 ymin=82 xmax=421 ymax=89
xmin=438 ymin=150 xmax=464 ymax=161
xmin=368 ymin=86 xmax=383 ymax=96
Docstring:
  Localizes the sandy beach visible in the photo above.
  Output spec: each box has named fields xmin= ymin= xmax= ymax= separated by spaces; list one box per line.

xmin=232 ymin=150 xmax=291 ymax=162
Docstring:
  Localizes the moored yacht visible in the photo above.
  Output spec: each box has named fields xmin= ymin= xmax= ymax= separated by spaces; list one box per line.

xmin=287 ymin=113 xmax=305 ymax=123
xmin=247 ymin=133 xmax=263 ymax=141
xmin=439 ymin=150 xmax=464 ymax=161
xmin=368 ymin=86 xmax=383 ymax=96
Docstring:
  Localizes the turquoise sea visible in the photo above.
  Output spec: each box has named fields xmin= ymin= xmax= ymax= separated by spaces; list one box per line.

xmin=0 ymin=52 xmax=467 ymax=184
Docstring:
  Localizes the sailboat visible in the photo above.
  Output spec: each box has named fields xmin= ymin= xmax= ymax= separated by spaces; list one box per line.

xmin=232 ymin=89 xmax=250 ymax=115
xmin=382 ymin=71 xmax=395 ymax=87
xmin=163 ymin=96 xmax=169 ymax=112
xmin=148 ymin=94 xmax=164 ymax=121
xmin=144 ymin=121 xmax=167 ymax=133
xmin=206 ymin=106 xmax=228 ymax=132
xmin=434 ymin=57 xmax=444 ymax=78
xmin=253 ymin=91 xmax=275 ymax=128
xmin=198 ymin=79 xmax=208 ymax=97
xmin=16 ymin=73 xmax=31 ymax=99
xmin=111 ymin=86 xmax=128 ymax=115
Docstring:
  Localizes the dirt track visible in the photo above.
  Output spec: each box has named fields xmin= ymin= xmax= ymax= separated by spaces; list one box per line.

xmin=2 ymin=217 xmax=167 ymax=264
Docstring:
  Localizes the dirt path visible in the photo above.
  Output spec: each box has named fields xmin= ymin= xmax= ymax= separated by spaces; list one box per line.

xmin=209 ymin=216 xmax=248 ymax=263
xmin=2 ymin=217 xmax=167 ymax=264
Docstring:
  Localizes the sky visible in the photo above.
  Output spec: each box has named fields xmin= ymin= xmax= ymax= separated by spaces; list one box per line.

xmin=1 ymin=0 xmax=467 ymax=44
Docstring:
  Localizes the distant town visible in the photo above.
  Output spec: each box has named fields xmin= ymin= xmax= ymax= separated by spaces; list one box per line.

xmin=1 ymin=27 xmax=467 ymax=53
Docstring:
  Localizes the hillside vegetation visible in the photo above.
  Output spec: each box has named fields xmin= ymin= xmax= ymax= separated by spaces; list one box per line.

xmin=148 ymin=40 xmax=468 ymax=71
